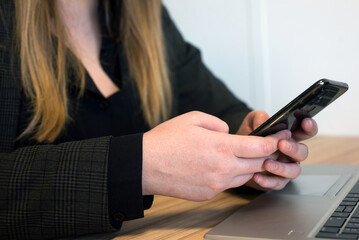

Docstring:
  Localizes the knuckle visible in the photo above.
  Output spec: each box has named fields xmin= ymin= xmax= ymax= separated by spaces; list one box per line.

xmin=274 ymin=179 xmax=285 ymax=190
xmin=260 ymin=141 xmax=275 ymax=155
xmin=276 ymin=162 xmax=286 ymax=175
xmin=202 ymin=191 xmax=218 ymax=201
xmin=258 ymin=175 xmax=283 ymax=190
xmin=274 ymin=182 xmax=285 ymax=190
xmin=187 ymin=111 xmax=202 ymax=119
xmin=265 ymin=178 xmax=282 ymax=190
xmin=215 ymin=143 xmax=232 ymax=157
xmin=276 ymin=179 xmax=290 ymax=190
xmin=191 ymin=110 xmax=202 ymax=116
xmin=259 ymin=178 xmax=271 ymax=189
xmin=221 ymin=122 xmax=230 ymax=133
xmin=239 ymin=160 xmax=251 ymax=173
xmin=289 ymin=143 xmax=300 ymax=157
xmin=207 ymin=179 xmax=225 ymax=194
xmin=206 ymin=167 xmax=230 ymax=194
xmin=286 ymin=141 xmax=294 ymax=154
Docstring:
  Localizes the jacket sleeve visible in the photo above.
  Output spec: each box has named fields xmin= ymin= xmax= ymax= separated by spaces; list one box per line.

xmin=0 ymin=136 xmax=115 ymax=239
xmin=162 ymin=7 xmax=252 ymax=134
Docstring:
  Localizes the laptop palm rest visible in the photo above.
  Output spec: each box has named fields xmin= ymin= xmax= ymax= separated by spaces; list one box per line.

xmin=205 ymin=165 xmax=357 ymax=240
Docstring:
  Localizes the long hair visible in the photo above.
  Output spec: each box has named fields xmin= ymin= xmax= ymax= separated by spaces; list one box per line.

xmin=14 ymin=0 xmax=172 ymax=143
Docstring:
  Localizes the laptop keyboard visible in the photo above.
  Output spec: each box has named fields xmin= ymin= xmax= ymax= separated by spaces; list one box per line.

xmin=316 ymin=180 xmax=359 ymax=239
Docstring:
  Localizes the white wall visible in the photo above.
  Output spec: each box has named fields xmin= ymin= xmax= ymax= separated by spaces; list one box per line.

xmin=163 ymin=0 xmax=359 ymax=136
xmin=163 ymin=0 xmax=254 ymax=104
xmin=265 ymin=0 xmax=359 ymax=136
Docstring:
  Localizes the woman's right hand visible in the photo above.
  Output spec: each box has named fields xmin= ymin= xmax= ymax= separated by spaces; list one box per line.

xmin=142 ymin=111 xmax=290 ymax=201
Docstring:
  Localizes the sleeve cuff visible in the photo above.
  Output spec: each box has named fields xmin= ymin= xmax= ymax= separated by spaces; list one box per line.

xmin=107 ymin=133 xmax=153 ymax=229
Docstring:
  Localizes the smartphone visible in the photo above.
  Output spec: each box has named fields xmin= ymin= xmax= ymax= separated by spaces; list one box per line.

xmin=249 ymin=79 xmax=348 ymax=136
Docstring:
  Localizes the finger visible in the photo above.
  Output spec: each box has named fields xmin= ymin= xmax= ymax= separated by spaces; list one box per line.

xmin=230 ymin=130 xmax=291 ymax=158
xmin=185 ymin=111 xmax=229 ymax=133
xmin=302 ymin=118 xmax=318 ymax=137
xmin=252 ymin=173 xmax=290 ymax=190
xmin=231 ymin=151 xmax=281 ymax=178
xmin=293 ymin=118 xmax=318 ymax=141
xmin=234 ymin=157 xmax=271 ymax=175
xmin=228 ymin=173 xmax=254 ymax=189
xmin=278 ymin=139 xmax=309 ymax=162
xmin=263 ymin=159 xmax=302 ymax=179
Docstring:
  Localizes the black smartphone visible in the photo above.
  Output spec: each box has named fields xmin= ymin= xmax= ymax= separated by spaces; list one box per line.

xmin=249 ymin=79 xmax=348 ymax=136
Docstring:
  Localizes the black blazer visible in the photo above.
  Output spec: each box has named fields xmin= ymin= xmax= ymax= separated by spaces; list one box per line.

xmin=0 ymin=1 xmax=251 ymax=239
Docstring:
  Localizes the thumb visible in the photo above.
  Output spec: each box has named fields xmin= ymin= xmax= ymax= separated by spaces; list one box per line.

xmin=230 ymin=129 xmax=291 ymax=158
xmin=184 ymin=111 xmax=229 ymax=133
xmin=252 ymin=111 xmax=270 ymax=129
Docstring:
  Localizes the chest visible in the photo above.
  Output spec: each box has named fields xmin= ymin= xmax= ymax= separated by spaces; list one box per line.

xmin=59 ymin=2 xmax=119 ymax=98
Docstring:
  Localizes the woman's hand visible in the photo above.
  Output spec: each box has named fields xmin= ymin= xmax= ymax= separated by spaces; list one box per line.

xmin=142 ymin=111 xmax=290 ymax=201
xmin=237 ymin=110 xmax=318 ymax=191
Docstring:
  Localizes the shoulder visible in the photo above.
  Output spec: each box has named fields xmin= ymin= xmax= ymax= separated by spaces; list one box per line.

xmin=161 ymin=6 xmax=185 ymax=61
xmin=161 ymin=6 xmax=201 ymax=69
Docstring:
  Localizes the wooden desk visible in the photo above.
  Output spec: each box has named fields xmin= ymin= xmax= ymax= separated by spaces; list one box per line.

xmin=87 ymin=137 xmax=359 ymax=240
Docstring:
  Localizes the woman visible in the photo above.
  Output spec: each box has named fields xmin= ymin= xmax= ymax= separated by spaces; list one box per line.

xmin=0 ymin=0 xmax=317 ymax=239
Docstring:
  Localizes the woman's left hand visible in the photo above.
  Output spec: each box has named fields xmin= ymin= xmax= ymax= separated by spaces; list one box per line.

xmin=237 ymin=110 xmax=318 ymax=191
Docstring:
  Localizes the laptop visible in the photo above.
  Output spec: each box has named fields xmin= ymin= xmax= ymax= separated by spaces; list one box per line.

xmin=205 ymin=164 xmax=359 ymax=240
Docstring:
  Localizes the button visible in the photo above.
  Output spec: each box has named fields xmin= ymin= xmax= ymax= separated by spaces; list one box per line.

xmin=112 ymin=212 xmax=126 ymax=222
xmin=320 ymin=227 xmax=340 ymax=233
xmin=324 ymin=217 xmax=346 ymax=227
xmin=98 ymin=99 xmax=110 ymax=110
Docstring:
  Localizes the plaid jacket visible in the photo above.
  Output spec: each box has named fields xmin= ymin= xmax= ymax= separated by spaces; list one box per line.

xmin=0 ymin=1 xmax=113 ymax=239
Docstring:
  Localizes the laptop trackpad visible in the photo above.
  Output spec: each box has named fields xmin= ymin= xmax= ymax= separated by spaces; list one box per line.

xmin=274 ymin=174 xmax=349 ymax=196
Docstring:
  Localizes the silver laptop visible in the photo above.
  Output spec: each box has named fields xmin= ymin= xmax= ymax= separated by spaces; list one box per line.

xmin=205 ymin=165 xmax=359 ymax=240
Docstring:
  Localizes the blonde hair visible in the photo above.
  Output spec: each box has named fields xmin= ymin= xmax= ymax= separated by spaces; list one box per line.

xmin=15 ymin=0 xmax=172 ymax=142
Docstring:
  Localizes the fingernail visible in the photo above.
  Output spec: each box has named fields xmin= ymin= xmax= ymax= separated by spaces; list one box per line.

xmin=306 ymin=118 xmax=313 ymax=129
xmin=285 ymin=141 xmax=292 ymax=153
